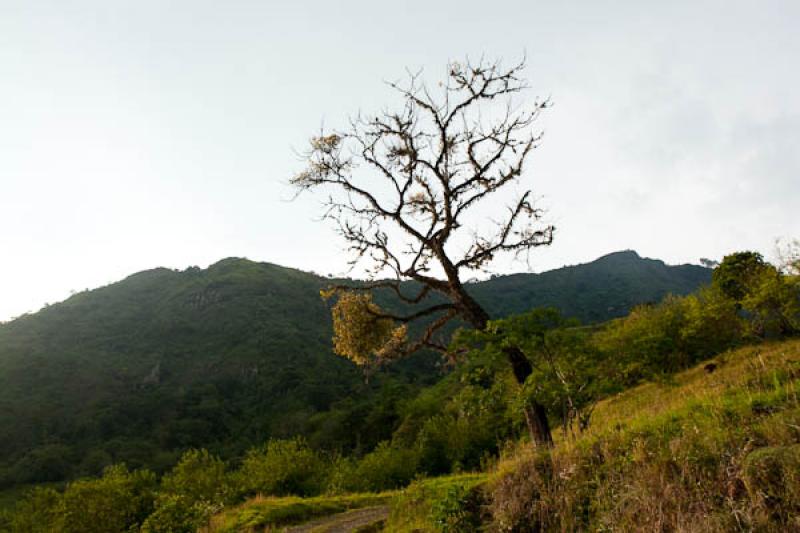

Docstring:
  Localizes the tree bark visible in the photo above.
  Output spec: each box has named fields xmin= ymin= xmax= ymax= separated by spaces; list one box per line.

xmin=454 ymin=288 xmax=554 ymax=447
xmin=503 ymin=345 xmax=554 ymax=448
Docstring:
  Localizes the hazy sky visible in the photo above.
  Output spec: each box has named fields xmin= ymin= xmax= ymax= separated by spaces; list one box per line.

xmin=1 ymin=0 xmax=799 ymax=321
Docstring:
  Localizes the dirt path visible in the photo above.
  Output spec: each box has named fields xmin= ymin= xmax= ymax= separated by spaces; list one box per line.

xmin=283 ymin=505 xmax=389 ymax=533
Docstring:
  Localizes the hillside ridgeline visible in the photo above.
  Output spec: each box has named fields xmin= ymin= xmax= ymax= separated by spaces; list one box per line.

xmin=0 ymin=251 xmax=708 ymax=489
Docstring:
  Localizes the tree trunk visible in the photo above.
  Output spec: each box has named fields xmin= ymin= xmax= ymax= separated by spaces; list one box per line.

xmin=453 ymin=288 xmax=554 ymax=447
xmin=503 ymin=345 xmax=554 ymax=448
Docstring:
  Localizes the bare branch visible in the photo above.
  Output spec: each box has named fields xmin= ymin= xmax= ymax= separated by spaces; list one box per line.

xmin=292 ymin=55 xmax=554 ymax=349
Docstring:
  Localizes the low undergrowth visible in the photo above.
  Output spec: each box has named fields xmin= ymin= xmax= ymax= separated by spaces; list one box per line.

xmin=386 ymin=474 xmax=487 ymax=532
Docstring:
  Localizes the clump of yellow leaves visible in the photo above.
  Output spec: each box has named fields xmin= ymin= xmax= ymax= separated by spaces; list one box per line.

xmin=321 ymin=289 xmax=407 ymax=369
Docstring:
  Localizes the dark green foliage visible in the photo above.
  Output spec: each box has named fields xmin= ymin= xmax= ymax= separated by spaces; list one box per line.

xmin=595 ymin=252 xmax=799 ymax=386
xmin=712 ymin=251 xmax=799 ymax=338
xmin=455 ymin=308 xmax=604 ymax=434
xmin=3 ymin=250 xmax=797 ymax=530
xmin=387 ymin=474 xmax=486 ymax=532
xmin=0 ymin=252 xmax=709 ymax=491
xmin=713 ymin=251 xmax=769 ymax=302
xmin=472 ymin=250 xmax=710 ymax=323
xmin=741 ymin=266 xmax=800 ymax=338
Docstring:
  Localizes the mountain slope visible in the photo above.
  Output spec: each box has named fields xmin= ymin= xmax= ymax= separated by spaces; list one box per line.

xmin=0 ymin=252 xmax=709 ymax=486
xmin=473 ymin=250 xmax=709 ymax=322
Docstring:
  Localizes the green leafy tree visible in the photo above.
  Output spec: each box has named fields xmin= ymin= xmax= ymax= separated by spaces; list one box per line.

xmin=594 ymin=296 xmax=690 ymax=381
xmin=455 ymin=308 xmax=600 ymax=435
xmin=680 ymin=284 xmax=744 ymax=356
xmin=741 ymin=267 xmax=800 ymax=338
xmin=713 ymin=251 xmax=770 ymax=303
xmin=712 ymin=251 xmax=799 ymax=338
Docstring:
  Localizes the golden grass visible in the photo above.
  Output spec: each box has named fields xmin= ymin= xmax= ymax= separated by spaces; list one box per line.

xmin=488 ymin=339 xmax=800 ymax=532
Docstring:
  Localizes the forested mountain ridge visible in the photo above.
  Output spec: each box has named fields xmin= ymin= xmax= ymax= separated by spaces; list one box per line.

xmin=472 ymin=250 xmax=710 ymax=322
xmin=0 ymin=251 xmax=709 ymax=487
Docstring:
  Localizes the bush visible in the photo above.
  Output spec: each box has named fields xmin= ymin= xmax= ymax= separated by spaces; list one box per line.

xmin=742 ymin=445 xmax=800 ymax=523
xmin=323 ymin=455 xmax=359 ymax=494
xmin=681 ymin=284 xmax=744 ymax=356
xmin=139 ymin=449 xmax=230 ymax=532
xmin=236 ymin=438 xmax=327 ymax=497
xmin=430 ymin=483 xmax=485 ymax=532
xmin=140 ymin=494 xmax=219 ymax=533
xmin=387 ymin=474 xmax=486 ymax=532
xmin=742 ymin=268 xmax=800 ymax=338
xmin=596 ymin=296 xmax=689 ymax=379
xmin=160 ymin=448 xmax=230 ymax=505
xmin=351 ymin=442 xmax=419 ymax=492
xmin=60 ymin=464 xmax=157 ymax=532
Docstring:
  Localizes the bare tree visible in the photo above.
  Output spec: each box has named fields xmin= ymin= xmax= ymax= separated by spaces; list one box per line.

xmin=775 ymin=238 xmax=800 ymax=276
xmin=291 ymin=57 xmax=556 ymax=446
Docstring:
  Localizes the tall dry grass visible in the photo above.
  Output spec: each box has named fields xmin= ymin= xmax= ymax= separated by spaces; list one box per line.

xmin=487 ymin=340 xmax=800 ymax=532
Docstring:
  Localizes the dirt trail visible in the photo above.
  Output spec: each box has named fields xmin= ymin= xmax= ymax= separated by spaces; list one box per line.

xmin=283 ymin=505 xmax=389 ymax=532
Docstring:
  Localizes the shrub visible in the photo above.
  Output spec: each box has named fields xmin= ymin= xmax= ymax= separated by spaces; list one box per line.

xmin=430 ymin=483 xmax=485 ymax=532
xmin=160 ymin=448 xmax=230 ymax=505
xmin=387 ymin=474 xmax=486 ymax=532
xmin=236 ymin=438 xmax=326 ymax=497
xmin=351 ymin=442 xmax=419 ymax=492
xmin=139 ymin=449 xmax=230 ymax=532
xmin=323 ymin=455 xmax=360 ymax=495
xmin=742 ymin=444 xmax=800 ymax=524
xmin=60 ymin=464 xmax=157 ymax=532
xmin=140 ymin=494 xmax=219 ymax=533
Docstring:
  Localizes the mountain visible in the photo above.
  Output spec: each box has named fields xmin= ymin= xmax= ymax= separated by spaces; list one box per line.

xmin=0 ymin=252 xmax=709 ymax=487
xmin=473 ymin=250 xmax=710 ymax=322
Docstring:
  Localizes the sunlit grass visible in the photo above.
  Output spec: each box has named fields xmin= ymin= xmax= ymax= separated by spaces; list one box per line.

xmin=488 ymin=339 xmax=800 ymax=531
xmin=204 ymin=491 xmax=395 ymax=532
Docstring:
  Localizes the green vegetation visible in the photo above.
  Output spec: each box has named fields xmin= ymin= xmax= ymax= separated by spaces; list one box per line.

xmin=0 ymin=251 xmax=707 ymax=494
xmin=5 ymin=249 xmax=796 ymax=531
xmin=387 ymin=474 xmax=487 ymax=532
xmin=486 ymin=339 xmax=800 ymax=531
xmin=207 ymin=492 xmax=393 ymax=532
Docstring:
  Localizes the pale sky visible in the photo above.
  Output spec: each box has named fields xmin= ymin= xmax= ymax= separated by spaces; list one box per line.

xmin=1 ymin=0 xmax=799 ymax=321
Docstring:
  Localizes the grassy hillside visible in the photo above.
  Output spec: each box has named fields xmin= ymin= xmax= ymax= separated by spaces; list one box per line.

xmin=0 ymin=251 xmax=709 ymax=489
xmin=387 ymin=339 xmax=800 ymax=531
